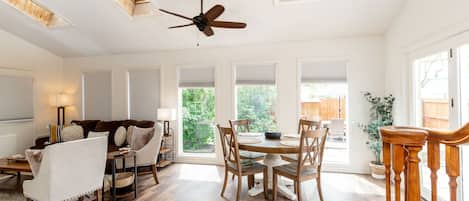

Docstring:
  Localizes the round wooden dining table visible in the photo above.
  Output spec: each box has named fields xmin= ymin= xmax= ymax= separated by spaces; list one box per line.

xmin=238 ymin=133 xmax=300 ymax=201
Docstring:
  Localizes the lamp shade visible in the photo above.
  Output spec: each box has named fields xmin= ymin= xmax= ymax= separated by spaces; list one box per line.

xmin=157 ymin=108 xmax=176 ymax=121
xmin=49 ymin=93 xmax=72 ymax=107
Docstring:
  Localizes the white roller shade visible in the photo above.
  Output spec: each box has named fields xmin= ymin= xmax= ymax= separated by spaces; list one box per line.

xmin=128 ymin=69 xmax=160 ymax=121
xmin=301 ymin=61 xmax=347 ymax=83
xmin=82 ymin=71 xmax=112 ymax=120
xmin=0 ymin=75 xmax=33 ymax=121
xmin=178 ymin=67 xmax=215 ymax=87
xmin=236 ymin=63 xmax=276 ymax=85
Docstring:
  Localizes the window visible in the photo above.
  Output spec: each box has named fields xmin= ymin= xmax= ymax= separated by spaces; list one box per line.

xmin=235 ymin=63 xmax=278 ymax=132
xmin=178 ymin=67 xmax=216 ymax=155
xmin=300 ymin=60 xmax=348 ymax=163
xmin=82 ymin=71 xmax=112 ymax=120
xmin=128 ymin=69 xmax=160 ymax=121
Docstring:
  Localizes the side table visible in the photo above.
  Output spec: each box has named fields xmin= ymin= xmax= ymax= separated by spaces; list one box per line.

xmin=106 ymin=151 xmax=137 ymax=201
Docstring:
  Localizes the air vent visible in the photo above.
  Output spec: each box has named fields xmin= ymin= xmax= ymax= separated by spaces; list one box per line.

xmin=273 ymin=0 xmax=320 ymax=6
xmin=2 ymin=0 xmax=69 ymax=28
xmin=116 ymin=0 xmax=157 ymax=17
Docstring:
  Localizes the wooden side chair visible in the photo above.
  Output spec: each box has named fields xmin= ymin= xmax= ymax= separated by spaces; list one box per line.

xmin=281 ymin=119 xmax=321 ymax=162
xmin=229 ymin=119 xmax=265 ymax=188
xmin=217 ymin=125 xmax=268 ymax=201
xmin=273 ymin=128 xmax=329 ymax=201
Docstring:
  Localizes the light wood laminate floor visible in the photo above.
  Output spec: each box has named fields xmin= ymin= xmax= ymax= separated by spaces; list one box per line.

xmin=133 ymin=163 xmax=385 ymax=201
xmin=0 ymin=163 xmax=386 ymax=201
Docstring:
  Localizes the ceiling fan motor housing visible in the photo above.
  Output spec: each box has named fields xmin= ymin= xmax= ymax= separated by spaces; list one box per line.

xmin=193 ymin=15 xmax=208 ymax=31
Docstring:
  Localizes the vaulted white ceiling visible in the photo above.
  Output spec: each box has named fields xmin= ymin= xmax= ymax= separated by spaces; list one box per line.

xmin=0 ymin=0 xmax=405 ymax=57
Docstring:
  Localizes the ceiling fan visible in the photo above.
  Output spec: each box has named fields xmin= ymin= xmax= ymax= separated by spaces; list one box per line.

xmin=159 ymin=0 xmax=247 ymax=37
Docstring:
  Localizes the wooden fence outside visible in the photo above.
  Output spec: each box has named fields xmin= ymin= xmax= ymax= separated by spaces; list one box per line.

xmin=301 ymin=97 xmax=346 ymax=121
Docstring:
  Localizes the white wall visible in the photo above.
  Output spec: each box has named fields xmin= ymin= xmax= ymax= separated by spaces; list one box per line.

xmin=64 ymin=36 xmax=385 ymax=173
xmin=385 ymin=0 xmax=469 ymax=125
xmin=0 ymin=29 xmax=63 ymax=155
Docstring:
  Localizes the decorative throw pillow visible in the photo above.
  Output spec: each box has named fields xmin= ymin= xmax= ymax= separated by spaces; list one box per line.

xmin=126 ymin=126 xmax=134 ymax=145
xmin=25 ymin=149 xmax=42 ymax=177
xmin=61 ymin=125 xmax=84 ymax=142
xmin=130 ymin=127 xmax=155 ymax=151
xmin=114 ymin=126 xmax=126 ymax=147
xmin=88 ymin=131 xmax=110 ymax=138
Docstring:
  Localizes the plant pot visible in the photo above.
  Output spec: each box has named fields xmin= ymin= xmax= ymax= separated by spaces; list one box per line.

xmin=369 ymin=162 xmax=385 ymax=179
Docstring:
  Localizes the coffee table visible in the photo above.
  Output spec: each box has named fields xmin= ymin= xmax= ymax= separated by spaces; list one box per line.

xmin=0 ymin=159 xmax=32 ymax=191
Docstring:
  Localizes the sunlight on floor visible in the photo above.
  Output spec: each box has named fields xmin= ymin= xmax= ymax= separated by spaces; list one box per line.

xmin=177 ymin=164 xmax=222 ymax=182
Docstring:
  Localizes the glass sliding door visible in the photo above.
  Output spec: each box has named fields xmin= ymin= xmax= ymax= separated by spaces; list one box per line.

xmin=413 ymin=50 xmax=451 ymax=201
xmin=459 ymin=44 xmax=469 ymax=201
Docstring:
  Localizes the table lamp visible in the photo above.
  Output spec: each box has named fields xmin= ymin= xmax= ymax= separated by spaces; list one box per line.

xmin=157 ymin=108 xmax=176 ymax=136
xmin=49 ymin=93 xmax=72 ymax=126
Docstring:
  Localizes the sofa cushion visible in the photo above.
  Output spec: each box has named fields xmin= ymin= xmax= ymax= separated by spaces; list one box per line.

xmin=61 ymin=125 xmax=84 ymax=142
xmin=114 ymin=126 xmax=126 ymax=147
xmin=95 ymin=121 xmax=124 ymax=145
xmin=70 ymin=120 xmax=100 ymax=138
xmin=130 ymin=127 xmax=155 ymax=151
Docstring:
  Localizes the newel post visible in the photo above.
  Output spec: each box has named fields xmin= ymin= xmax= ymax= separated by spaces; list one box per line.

xmin=380 ymin=126 xmax=428 ymax=201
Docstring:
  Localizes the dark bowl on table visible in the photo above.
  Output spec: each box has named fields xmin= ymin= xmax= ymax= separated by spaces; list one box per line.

xmin=265 ymin=132 xmax=282 ymax=139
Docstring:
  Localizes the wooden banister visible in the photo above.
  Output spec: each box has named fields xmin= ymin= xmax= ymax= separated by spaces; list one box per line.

xmin=380 ymin=125 xmax=469 ymax=201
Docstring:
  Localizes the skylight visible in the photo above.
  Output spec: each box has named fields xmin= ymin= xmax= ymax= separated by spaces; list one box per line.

xmin=3 ymin=0 xmax=69 ymax=27
xmin=116 ymin=0 xmax=157 ymax=17
xmin=273 ymin=0 xmax=321 ymax=6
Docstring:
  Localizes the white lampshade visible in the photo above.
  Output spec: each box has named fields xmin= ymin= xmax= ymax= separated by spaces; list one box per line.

xmin=49 ymin=93 xmax=72 ymax=107
xmin=157 ymin=108 xmax=176 ymax=121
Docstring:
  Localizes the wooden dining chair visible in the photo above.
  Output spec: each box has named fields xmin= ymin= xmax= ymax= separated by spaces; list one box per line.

xmin=281 ymin=119 xmax=321 ymax=162
xmin=217 ymin=125 xmax=268 ymax=201
xmin=229 ymin=119 xmax=265 ymax=187
xmin=273 ymin=128 xmax=329 ymax=201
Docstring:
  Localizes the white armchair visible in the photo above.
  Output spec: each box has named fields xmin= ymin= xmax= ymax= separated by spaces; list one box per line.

xmin=117 ymin=123 xmax=164 ymax=184
xmin=23 ymin=137 xmax=108 ymax=201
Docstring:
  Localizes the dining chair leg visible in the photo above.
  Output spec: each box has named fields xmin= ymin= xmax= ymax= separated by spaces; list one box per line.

xmin=263 ymin=168 xmax=269 ymax=200
xmin=236 ymin=175 xmax=242 ymax=201
xmin=151 ymin=164 xmax=159 ymax=185
xmin=232 ymin=174 xmax=235 ymax=180
xmin=248 ymin=175 xmax=254 ymax=189
xmin=296 ymin=181 xmax=302 ymax=201
xmin=221 ymin=169 xmax=228 ymax=196
xmin=272 ymin=170 xmax=278 ymax=201
xmin=317 ymin=176 xmax=324 ymax=201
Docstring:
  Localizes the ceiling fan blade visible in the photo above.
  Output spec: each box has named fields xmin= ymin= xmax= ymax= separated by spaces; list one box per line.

xmin=204 ymin=5 xmax=224 ymax=21
xmin=159 ymin=9 xmax=193 ymax=21
xmin=210 ymin=21 xmax=247 ymax=29
xmin=203 ymin=26 xmax=214 ymax=37
xmin=169 ymin=23 xmax=195 ymax=29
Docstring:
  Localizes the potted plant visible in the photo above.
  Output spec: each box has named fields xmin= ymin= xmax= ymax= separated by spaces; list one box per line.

xmin=360 ymin=92 xmax=395 ymax=179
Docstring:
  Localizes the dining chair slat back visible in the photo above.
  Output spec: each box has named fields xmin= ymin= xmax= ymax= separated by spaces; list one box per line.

xmin=229 ymin=119 xmax=250 ymax=133
xmin=217 ymin=125 xmax=241 ymax=168
xmin=297 ymin=128 xmax=329 ymax=176
xmin=297 ymin=119 xmax=321 ymax=134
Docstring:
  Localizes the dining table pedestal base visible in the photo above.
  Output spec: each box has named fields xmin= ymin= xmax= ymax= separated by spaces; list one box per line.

xmin=247 ymin=153 xmax=297 ymax=201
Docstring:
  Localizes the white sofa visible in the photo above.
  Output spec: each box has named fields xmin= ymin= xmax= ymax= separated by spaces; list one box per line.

xmin=23 ymin=137 xmax=108 ymax=201
xmin=117 ymin=123 xmax=164 ymax=184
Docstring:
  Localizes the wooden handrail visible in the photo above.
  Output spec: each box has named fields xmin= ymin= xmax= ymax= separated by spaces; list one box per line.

xmin=380 ymin=125 xmax=469 ymax=201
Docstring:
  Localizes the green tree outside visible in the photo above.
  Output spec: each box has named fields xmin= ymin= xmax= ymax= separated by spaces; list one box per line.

xmin=237 ymin=85 xmax=278 ymax=132
xmin=182 ymin=88 xmax=215 ymax=153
